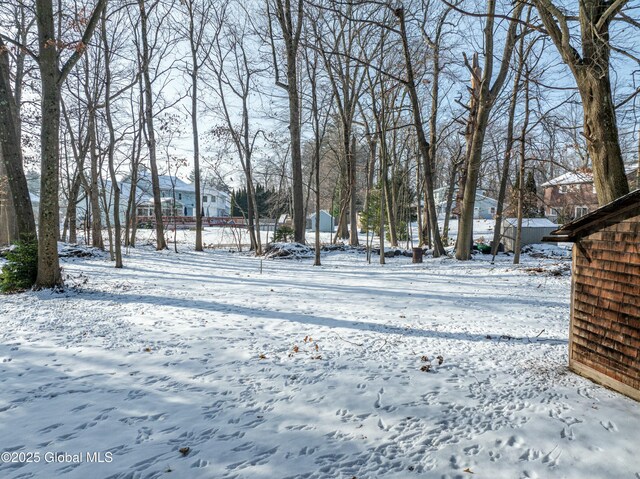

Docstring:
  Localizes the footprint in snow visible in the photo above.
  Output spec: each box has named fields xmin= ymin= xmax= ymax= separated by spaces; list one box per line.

xmin=463 ymin=444 xmax=481 ymax=456
xmin=519 ymin=448 xmax=542 ymax=461
xmin=505 ymin=435 xmax=524 ymax=448
xmin=191 ymin=458 xmax=209 ymax=468
xmin=560 ymin=427 xmax=575 ymax=440
xmin=600 ymin=420 xmax=618 ymax=432
xmin=374 ymin=387 xmax=384 ymax=408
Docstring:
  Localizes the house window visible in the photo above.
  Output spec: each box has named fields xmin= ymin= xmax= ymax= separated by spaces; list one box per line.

xmin=211 ymin=196 xmax=217 ymax=203
xmin=575 ymin=206 xmax=588 ymax=218
xmin=178 ymin=193 xmax=182 ymax=200
xmin=559 ymin=185 xmax=567 ymax=194
xmin=203 ymin=195 xmax=208 ymax=203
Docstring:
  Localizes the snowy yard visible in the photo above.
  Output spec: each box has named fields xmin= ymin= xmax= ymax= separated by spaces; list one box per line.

xmin=1 ymin=245 xmax=639 ymax=479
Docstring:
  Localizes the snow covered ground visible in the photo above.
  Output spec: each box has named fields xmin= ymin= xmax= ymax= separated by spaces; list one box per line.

xmin=127 ymin=218 xmax=502 ymax=250
xmin=1 ymin=244 xmax=638 ymax=479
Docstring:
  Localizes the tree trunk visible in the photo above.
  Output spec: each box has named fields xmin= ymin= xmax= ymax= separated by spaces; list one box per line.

xmin=191 ymin=64 xmax=203 ymax=251
xmin=491 ymin=32 xmax=525 ymax=257
xmin=102 ymin=10 xmax=122 ymax=267
xmin=127 ymin=161 xmax=140 ymax=247
xmin=348 ymin=135 xmax=359 ymax=246
xmin=443 ymin=160 xmax=459 ymax=244
xmin=88 ymin=109 xmax=104 ymax=249
xmin=0 ymin=40 xmax=36 ymax=240
xmin=139 ymin=0 xmax=167 ymax=250
xmin=395 ymin=7 xmax=445 ymax=257
xmin=415 ymin=151 xmax=423 ymax=246
xmin=287 ymin=50 xmax=304 ymax=244
xmin=270 ymin=0 xmax=304 ymax=244
xmin=0 ymin=151 xmax=18 ymax=245
xmin=513 ymin=74 xmax=530 ymax=265
xmin=35 ymin=0 xmax=63 ymax=287
xmin=379 ymin=143 xmax=387 ymax=265
xmin=314 ymin=115 xmax=321 ymax=266
xmin=66 ymin=172 xmax=82 ymax=244
xmin=456 ymin=1 xmax=523 ymax=260
xmin=578 ymin=72 xmax=629 ymax=203
xmin=333 ymin=187 xmax=349 ymax=243
xmin=533 ymin=0 xmax=629 ymax=203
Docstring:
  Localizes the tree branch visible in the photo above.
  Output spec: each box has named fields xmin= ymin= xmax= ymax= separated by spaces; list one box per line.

xmin=59 ymin=0 xmax=108 ymax=84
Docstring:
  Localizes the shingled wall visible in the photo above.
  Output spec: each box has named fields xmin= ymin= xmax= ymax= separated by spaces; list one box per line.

xmin=570 ymin=211 xmax=640 ymax=400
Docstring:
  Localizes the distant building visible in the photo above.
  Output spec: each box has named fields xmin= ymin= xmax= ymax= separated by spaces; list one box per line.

xmin=501 ymin=217 xmax=558 ymax=252
xmin=201 ymin=185 xmax=231 ymax=217
xmin=432 ymin=187 xmax=498 ymax=220
xmin=541 ymin=165 xmax=637 ymax=223
xmin=131 ymin=170 xmax=198 ymax=217
xmin=102 ymin=169 xmax=231 ymax=222
xmin=306 ymin=210 xmax=335 ymax=232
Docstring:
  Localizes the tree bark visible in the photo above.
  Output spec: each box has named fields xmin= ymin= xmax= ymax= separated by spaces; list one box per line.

xmin=578 ymin=72 xmax=629 ymax=203
xmin=35 ymin=0 xmax=63 ymax=287
xmin=513 ymin=72 xmax=530 ymax=265
xmin=87 ymin=107 xmax=104 ymax=249
xmin=0 ymin=151 xmax=18 ymax=245
xmin=0 ymin=39 xmax=36 ymax=240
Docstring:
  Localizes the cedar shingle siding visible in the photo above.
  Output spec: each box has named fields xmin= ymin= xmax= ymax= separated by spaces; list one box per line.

xmin=545 ymin=190 xmax=640 ymax=401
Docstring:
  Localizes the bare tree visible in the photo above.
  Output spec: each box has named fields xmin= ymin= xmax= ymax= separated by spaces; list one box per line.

xmin=455 ymin=0 xmax=523 ymax=261
xmin=205 ymin=2 xmax=264 ymax=254
xmin=179 ymin=0 xmax=214 ymax=252
xmin=137 ymin=0 xmax=172 ymax=250
xmin=490 ymin=17 xmax=529 ymax=257
xmin=100 ymin=7 xmax=125 ymax=267
xmin=532 ymin=0 xmax=631 ymax=203
xmin=394 ymin=6 xmax=445 ymax=256
xmin=313 ymin=1 xmax=366 ymax=246
xmin=267 ymin=0 xmax=305 ymax=243
xmin=32 ymin=0 xmax=107 ymax=287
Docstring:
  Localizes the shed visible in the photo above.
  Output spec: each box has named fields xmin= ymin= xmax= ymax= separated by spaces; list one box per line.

xmin=501 ymin=218 xmax=558 ymax=252
xmin=306 ymin=210 xmax=335 ymax=233
xmin=544 ymin=189 xmax=640 ymax=401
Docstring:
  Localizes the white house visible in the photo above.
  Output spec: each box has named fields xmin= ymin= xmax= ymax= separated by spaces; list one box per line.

xmin=80 ymin=170 xmax=232 ymax=228
xmin=111 ymin=170 xmax=231 ymax=219
xmin=201 ymin=186 xmax=231 ymax=217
